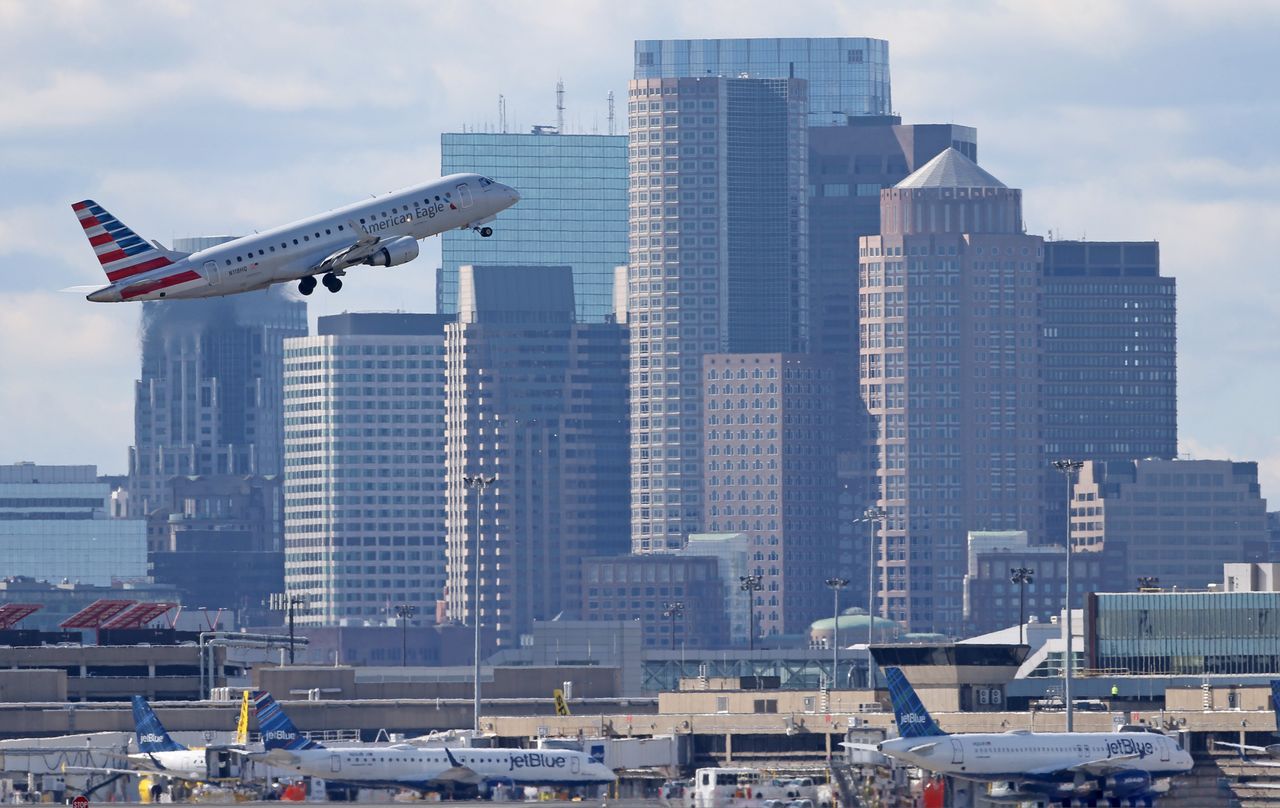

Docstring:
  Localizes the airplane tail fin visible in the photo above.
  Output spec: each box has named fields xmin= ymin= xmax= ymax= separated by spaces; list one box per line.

xmin=885 ymin=667 xmax=947 ymax=738
xmin=71 ymin=200 xmax=182 ymax=283
xmin=132 ymin=696 xmax=186 ymax=753
xmin=234 ymin=690 xmax=250 ymax=746
xmin=253 ymin=690 xmax=323 ymax=751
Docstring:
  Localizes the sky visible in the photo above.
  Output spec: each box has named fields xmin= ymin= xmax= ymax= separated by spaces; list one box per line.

xmin=0 ymin=0 xmax=1277 ymax=502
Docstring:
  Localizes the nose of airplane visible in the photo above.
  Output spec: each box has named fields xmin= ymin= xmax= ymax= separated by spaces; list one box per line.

xmin=505 ymin=184 xmax=521 ymax=204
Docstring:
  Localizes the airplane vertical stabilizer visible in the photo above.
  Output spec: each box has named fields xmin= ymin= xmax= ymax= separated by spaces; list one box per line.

xmin=71 ymin=201 xmax=176 ymax=283
xmin=132 ymin=695 xmax=186 ymax=753
xmin=885 ymin=667 xmax=947 ymax=739
xmin=253 ymin=691 xmax=323 ymax=751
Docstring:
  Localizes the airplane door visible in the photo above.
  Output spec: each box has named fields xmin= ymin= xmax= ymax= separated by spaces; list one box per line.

xmin=570 ymin=756 xmax=580 ymax=775
xmin=950 ymin=739 xmax=964 ymax=765
xmin=1160 ymin=740 xmax=1170 ymax=762
xmin=204 ymin=260 xmax=220 ymax=286
xmin=456 ymin=183 xmax=473 ymax=209
xmin=330 ymin=753 xmax=341 ymax=773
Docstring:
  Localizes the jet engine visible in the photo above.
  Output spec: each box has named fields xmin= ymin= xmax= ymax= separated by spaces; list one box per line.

xmin=1103 ymin=770 xmax=1152 ymax=798
xmin=365 ymin=236 xmax=419 ymax=267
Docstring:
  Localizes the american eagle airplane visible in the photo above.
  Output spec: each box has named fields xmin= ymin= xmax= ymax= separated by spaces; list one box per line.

xmin=866 ymin=667 xmax=1192 ymax=806
xmin=72 ymin=173 xmax=519 ymax=302
xmin=249 ymin=691 xmax=614 ymax=795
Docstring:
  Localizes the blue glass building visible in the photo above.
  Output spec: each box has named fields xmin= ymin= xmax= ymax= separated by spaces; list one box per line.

xmin=438 ymin=133 xmax=629 ymax=323
xmin=634 ymin=37 xmax=892 ymax=124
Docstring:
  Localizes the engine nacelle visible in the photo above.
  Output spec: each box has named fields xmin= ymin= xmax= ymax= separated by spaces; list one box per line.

xmin=1104 ymin=770 xmax=1152 ymax=797
xmin=364 ymin=236 xmax=419 ymax=267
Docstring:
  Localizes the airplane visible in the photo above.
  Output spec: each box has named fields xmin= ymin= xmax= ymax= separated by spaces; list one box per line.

xmin=249 ymin=690 xmax=615 ymax=796
xmin=72 ymin=173 xmax=519 ymax=302
xmin=1213 ymin=680 xmax=1280 ymax=765
xmin=872 ymin=667 xmax=1192 ymax=807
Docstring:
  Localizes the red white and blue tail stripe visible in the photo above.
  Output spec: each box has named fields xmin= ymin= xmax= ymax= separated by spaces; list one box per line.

xmin=72 ymin=199 xmax=173 ymax=282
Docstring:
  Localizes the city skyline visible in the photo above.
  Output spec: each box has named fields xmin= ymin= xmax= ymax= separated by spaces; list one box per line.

xmin=1 ymin=1 xmax=1278 ymax=503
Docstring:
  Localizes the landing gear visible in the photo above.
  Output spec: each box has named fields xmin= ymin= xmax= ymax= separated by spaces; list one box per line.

xmin=298 ymin=275 xmax=317 ymax=295
xmin=322 ymin=273 xmax=343 ymax=293
xmin=477 ymin=226 xmax=493 ymax=237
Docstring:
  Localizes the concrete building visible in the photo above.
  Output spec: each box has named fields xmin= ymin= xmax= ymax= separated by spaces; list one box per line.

xmin=128 ymin=237 xmax=305 ymax=519
xmin=860 ymin=149 xmax=1045 ymax=633
xmin=702 ymin=354 xmax=845 ymax=637
xmin=634 ymin=37 xmax=892 ymax=123
xmin=627 ymin=75 xmax=809 ymax=551
xmin=438 ymin=132 xmax=628 ymax=323
xmin=1072 ymin=459 xmax=1270 ymax=591
xmin=444 ymin=266 xmax=629 ymax=648
xmin=0 ymin=463 xmax=147 ymax=586
xmin=580 ymin=555 xmax=728 ymax=649
xmin=147 ymin=474 xmax=282 ymax=625
xmin=282 ymin=313 xmax=453 ymax=625
xmin=1042 ymin=240 xmax=1177 ymax=541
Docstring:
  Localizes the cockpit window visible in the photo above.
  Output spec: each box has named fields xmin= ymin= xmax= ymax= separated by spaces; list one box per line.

xmin=478 ymin=177 xmax=494 ymax=187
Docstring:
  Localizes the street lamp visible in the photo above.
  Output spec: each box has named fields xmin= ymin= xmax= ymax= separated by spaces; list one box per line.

xmin=1010 ymin=567 xmax=1034 ymax=646
xmin=463 ymin=473 xmax=496 ymax=734
xmin=825 ymin=577 xmax=850 ymax=691
xmin=860 ymin=506 xmax=888 ymax=690
xmin=393 ymin=604 xmax=417 ymax=667
xmin=1052 ymin=458 xmax=1084 ymax=732
xmin=662 ymin=601 xmax=685 ymax=650
xmin=269 ymin=593 xmax=306 ymax=665
xmin=739 ymin=574 xmax=763 ymax=652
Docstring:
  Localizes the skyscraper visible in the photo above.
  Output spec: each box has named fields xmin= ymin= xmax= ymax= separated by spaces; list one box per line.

xmin=860 ymin=149 xmax=1044 ymax=632
xmin=1042 ymin=241 xmax=1177 ymax=540
xmin=282 ymin=313 xmax=452 ymax=625
xmin=127 ymin=236 xmax=306 ymax=519
xmin=444 ymin=266 xmax=629 ymax=648
xmin=438 ymin=132 xmax=628 ymax=323
xmin=634 ymin=37 xmax=892 ymax=123
xmin=627 ymin=75 xmax=809 ymax=551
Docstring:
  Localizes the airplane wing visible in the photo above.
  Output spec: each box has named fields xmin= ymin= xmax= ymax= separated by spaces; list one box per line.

xmin=230 ymin=748 xmax=301 ymax=767
xmin=63 ymin=766 xmax=207 ymax=783
xmin=435 ymin=747 xmax=482 ymax=785
xmin=312 ymin=224 xmax=382 ymax=274
xmin=1025 ymin=752 xmax=1145 ymax=779
xmin=1215 ymin=741 xmax=1269 ymax=754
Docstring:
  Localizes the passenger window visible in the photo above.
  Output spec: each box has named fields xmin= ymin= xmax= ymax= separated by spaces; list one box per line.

xmin=314 ymin=232 xmax=320 ymax=237
xmin=236 ymin=256 xmax=242 ymax=262
xmin=338 ymin=225 xmax=344 ymax=231
xmin=224 ymin=260 xmax=231 ymax=266
xmin=293 ymin=239 xmax=299 ymax=245
xmin=269 ymin=246 xmax=275 ymax=252
xmin=281 ymin=242 xmax=287 ymax=249
xmin=303 ymin=236 xmax=309 ymax=241
xmin=359 ymin=218 xmax=366 ymax=224
xmin=325 ymin=228 xmax=331 ymax=235
xmin=258 ymin=249 xmax=264 ymax=256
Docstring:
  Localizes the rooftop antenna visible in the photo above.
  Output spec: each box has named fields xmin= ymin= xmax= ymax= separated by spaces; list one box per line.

xmin=556 ymin=78 xmax=565 ymax=134
xmin=498 ymin=94 xmax=507 ymax=134
xmin=607 ymin=90 xmax=616 ymax=136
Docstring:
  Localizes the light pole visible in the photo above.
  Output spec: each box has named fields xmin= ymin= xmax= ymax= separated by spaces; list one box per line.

xmin=862 ymin=506 xmax=887 ymax=690
xmin=1052 ymin=458 xmax=1084 ymax=732
xmin=662 ymin=601 xmax=685 ymax=650
xmin=1010 ymin=567 xmax=1034 ymax=646
xmin=739 ymin=575 xmax=762 ymax=652
xmin=269 ymin=593 xmax=306 ymax=664
xmin=394 ymin=604 xmax=417 ymax=667
xmin=825 ymin=577 xmax=849 ymax=691
xmin=463 ymin=473 xmax=496 ymax=734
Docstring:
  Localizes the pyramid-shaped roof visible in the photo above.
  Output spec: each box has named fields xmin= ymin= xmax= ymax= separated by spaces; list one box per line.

xmin=895 ymin=147 xmax=1007 ymax=190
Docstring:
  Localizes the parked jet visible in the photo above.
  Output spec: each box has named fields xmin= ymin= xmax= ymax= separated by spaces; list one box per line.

xmin=874 ymin=667 xmax=1192 ymax=807
xmin=250 ymin=691 xmax=614 ymax=795
xmin=72 ymin=174 xmax=518 ymax=302
xmin=1214 ymin=680 xmax=1280 ymax=765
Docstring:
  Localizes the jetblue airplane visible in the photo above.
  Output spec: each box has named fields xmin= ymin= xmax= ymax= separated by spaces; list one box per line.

xmin=72 ymin=695 xmax=227 ymax=782
xmin=250 ymin=691 xmax=614 ymax=795
xmin=874 ymin=667 xmax=1192 ymax=807
xmin=72 ymin=174 xmax=518 ymax=302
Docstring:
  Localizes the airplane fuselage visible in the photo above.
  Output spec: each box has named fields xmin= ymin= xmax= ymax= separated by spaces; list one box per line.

xmin=127 ymin=749 xmax=207 ymax=780
xmin=83 ymin=173 xmax=518 ymax=302
xmin=881 ymin=729 xmax=1192 ymax=785
xmin=273 ymin=746 xmax=614 ymax=789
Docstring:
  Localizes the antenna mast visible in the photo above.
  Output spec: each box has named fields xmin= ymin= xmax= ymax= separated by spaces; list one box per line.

xmin=498 ymin=94 xmax=507 ymax=134
xmin=556 ymin=79 xmax=565 ymax=134
xmin=607 ymin=91 xmax=615 ymax=136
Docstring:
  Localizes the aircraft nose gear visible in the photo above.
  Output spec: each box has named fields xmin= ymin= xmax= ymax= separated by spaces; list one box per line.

xmin=475 ymin=226 xmax=494 ymax=237
xmin=298 ymin=276 xmax=317 ymax=296
xmin=322 ymin=273 xmax=343 ymax=293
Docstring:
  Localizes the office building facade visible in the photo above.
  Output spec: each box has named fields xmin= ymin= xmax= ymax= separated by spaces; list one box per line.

xmin=128 ymin=237 xmax=305 ymax=519
xmin=580 ymin=555 xmax=728 ymax=649
xmin=860 ymin=148 xmax=1045 ymax=633
xmin=1072 ymin=459 xmax=1270 ymax=592
xmin=627 ymin=75 xmax=809 ymax=551
xmin=634 ymin=37 xmax=891 ymax=123
xmin=283 ymin=313 xmax=452 ymax=625
xmin=0 ymin=463 xmax=147 ymax=586
xmin=438 ymin=132 xmax=628 ymax=323
xmin=444 ymin=266 xmax=629 ymax=648
xmin=702 ymin=353 xmax=844 ymax=637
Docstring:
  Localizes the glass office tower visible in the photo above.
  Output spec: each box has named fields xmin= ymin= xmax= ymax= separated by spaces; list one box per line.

xmin=438 ymin=132 xmax=628 ymax=323
xmin=634 ymin=37 xmax=892 ymax=123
